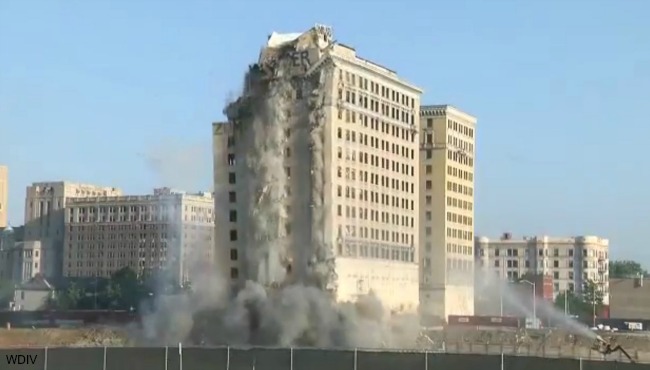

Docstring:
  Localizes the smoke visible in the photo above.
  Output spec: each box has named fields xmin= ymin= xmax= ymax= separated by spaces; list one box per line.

xmin=136 ymin=25 xmax=421 ymax=350
xmin=141 ymin=140 xmax=212 ymax=192
xmin=475 ymin=268 xmax=597 ymax=339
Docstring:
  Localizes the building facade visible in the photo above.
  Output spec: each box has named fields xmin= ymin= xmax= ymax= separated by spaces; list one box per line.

xmin=63 ymin=188 xmax=214 ymax=285
xmin=0 ymin=226 xmax=42 ymax=284
xmin=24 ymin=182 xmax=122 ymax=280
xmin=475 ymin=233 xmax=610 ymax=303
xmin=419 ymin=105 xmax=477 ymax=322
xmin=0 ymin=165 xmax=7 ymax=228
xmin=609 ymin=276 xmax=650 ymax=320
xmin=214 ymin=25 xmax=421 ymax=313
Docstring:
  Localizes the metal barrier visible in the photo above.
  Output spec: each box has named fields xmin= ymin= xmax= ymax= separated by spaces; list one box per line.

xmin=0 ymin=346 xmax=648 ymax=370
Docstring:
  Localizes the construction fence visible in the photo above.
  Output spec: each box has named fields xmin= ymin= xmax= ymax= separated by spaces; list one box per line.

xmin=1 ymin=347 xmax=649 ymax=370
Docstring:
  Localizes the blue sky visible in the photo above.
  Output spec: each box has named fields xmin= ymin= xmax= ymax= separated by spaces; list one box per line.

xmin=1 ymin=0 xmax=649 ymax=263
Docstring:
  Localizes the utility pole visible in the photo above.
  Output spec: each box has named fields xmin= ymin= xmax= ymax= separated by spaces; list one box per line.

xmin=500 ymin=255 xmax=504 ymax=316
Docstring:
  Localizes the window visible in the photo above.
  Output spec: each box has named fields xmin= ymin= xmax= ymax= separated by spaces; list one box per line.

xmin=425 ymin=181 xmax=432 ymax=190
xmin=494 ymin=260 xmax=499 ymax=267
xmin=230 ymin=268 xmax=239 ymax=279
xmin=426 ymin=165 xmax=432 ymax=174
xmin=553 ymin=260 xmax=559 ymax=268
xmin=229 ymin=210 xmax=237 ymax=222
xmin=229 ymin=192 xmax=236 ymax=203
xmin=228 ymin=173 xmax=236 ymax=184
xmin=553 ymin=271 xmax=559 ymax=279
xmin=230 ymin=249 xmax=238 ymax=261
xmin=229 ymin=230 xmax=238 ymax=241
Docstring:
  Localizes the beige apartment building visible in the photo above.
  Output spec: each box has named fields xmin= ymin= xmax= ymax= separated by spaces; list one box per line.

xmin=0 ymin=165 xmax=7 ymax=228
xmin=475 ymin=233 xmax=610 ymax=303
xmin=64 ymin=188 xmax=214 ymax=285
xmin=419 ymin=105 xmax=477 ymax=322
xmin=214 ymin=25 xmax=421 ymax=313
xmin=24 ymin=181 xmax=122 ymax=279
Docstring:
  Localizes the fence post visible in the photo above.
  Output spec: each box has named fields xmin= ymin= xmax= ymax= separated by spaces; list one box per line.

xmin=164 ymin=347 xmax=168 ymax=370
xmin=354 ymin=348 xmax=358 ymax=370
xmin=424 ymin=350 xmax=428 ymax=370
xmin=178 ymin=342 xmax=183 ymax=370
xmin=103 ymin=346 xmax=107 ymax=370
xmin=579 ymin=357 xmax=582 ymax=370
xmin=290 ymin=347 xmax=293 ymax=370
xmin=500 ymin=352 xmax=504 ymax=370
xmin=226 ymin=347 xmax=230 ymax=370
xmin=43 ymin=347 xmax=47 ymax=370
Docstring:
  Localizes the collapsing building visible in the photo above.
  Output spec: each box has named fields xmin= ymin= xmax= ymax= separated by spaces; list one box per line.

xmin=213 ymin=24 xmax=422 ymax=313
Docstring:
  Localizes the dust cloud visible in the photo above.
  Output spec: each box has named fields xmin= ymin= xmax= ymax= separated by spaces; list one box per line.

xmin=141 ymin=140 xmax=212 ymax=193
xmin=136 ymin=25 xmax=422 ymax=350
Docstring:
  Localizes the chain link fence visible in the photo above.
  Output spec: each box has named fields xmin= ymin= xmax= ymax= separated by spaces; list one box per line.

xmin=0 ymin=346 xmax=646 ymax=370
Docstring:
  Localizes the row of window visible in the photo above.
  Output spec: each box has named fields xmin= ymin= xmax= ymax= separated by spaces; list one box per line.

xmin=336 ymin=241 xmax=415 ymax=262
xmin=341 ymin=70 xmax=416 ymax=109
xmin=337 ymin=127 xmax=416 ymax=160
xmin=336 ymin=147 xmax=415 ymax=178
xmin=445 ymin=165 xmax=474 ymax=182
xmin=337 ymin=167 xmax=415 ymax=194
xmin=338 ymin=224 xmax=414 ymax=245
xmin=336 ymin=205 xmax=415 ymax=227
xmin=446 ymin=181 xmax=474 ymax=197
xmin=444 ymin=211 xmax=474 ymax=227
xmin=446 ymin=149 xmax=474 ymax=167
xmin=340 ymin=89 xmax=415 ymax=126
xmin=339 ymin=110 xmax=416 ymax=148
xmin=487 ymin=247 xmax=608 ymax=260
xmin=69 ymin=204 xmax=210 ymax=214
xmin=445 ymin=196 xmax=474 ymax=211
xmin=67 ymin=250 xmax=169 ymax=260
xmin=446 ymin=227 xmax=473 ymax=241
xmin=492 ymin=258 xmax=607 ymax=270
xmin=447 ymin=119 xmax=474 ymax=139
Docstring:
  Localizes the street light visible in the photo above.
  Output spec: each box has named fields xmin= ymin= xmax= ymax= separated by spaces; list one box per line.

xmin=520 ymin=279 xmax=537 ymax=329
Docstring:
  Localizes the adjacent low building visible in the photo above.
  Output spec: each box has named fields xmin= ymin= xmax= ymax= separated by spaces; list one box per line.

xmin=0 ymin=226 xmax=41 ymax=284
xmin=475 ymin=233 xmax=610 ymax=303
xmin=63 ymin=187 xmax=214 ymax=285
xmin=11 ymin=275 xmax=55 ymax=311
xmin=609 ymin=276 xmax=650 ymax=320
xmin=23 ymin=181 xmax=122 ymax=280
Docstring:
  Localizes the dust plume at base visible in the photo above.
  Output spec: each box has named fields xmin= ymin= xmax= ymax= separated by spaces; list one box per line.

xmin=136 ymin=277 xmax=420 ymax=349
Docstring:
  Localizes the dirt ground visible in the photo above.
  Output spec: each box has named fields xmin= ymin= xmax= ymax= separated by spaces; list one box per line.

xmin=0 ymin=327 xmax=130 ymax=348
xmin=1 ymin=326 xmax=650 ymax=354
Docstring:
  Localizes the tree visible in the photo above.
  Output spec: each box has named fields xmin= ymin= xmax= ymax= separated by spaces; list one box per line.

xmin=554 ymin=290 xmax=589 ymax=316
xmin=109 ymin=267 xmax=146 ymax=310
xmin=0 ymin=279 xmax=14 ymax=308
xmin=554 ymin=279 xmax=605 ymax=323
xmin=609 ymin=260 xmax=647 ymax=278
xmin=53 ymin=282 xmax=84 ymax=310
